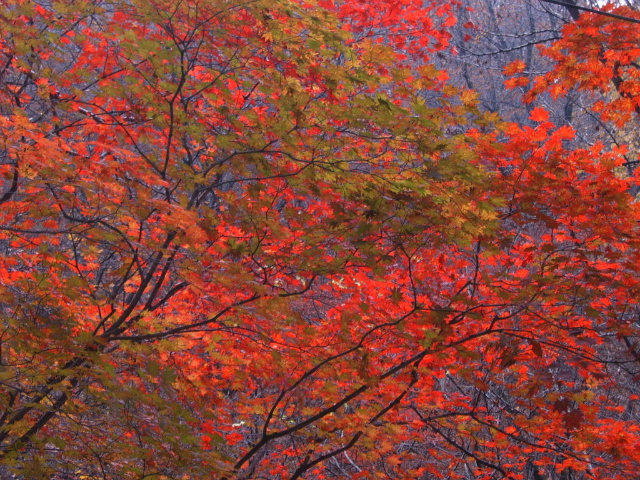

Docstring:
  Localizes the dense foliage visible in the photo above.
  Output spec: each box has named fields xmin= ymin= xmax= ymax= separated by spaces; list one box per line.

xmin=1 ymin=0 xmax=640 ymax=479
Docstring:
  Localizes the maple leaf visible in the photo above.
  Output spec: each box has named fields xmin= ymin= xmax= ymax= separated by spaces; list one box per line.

xmin=503 ymin=59 xmax=527 ymax=76
xmin=530 ymin=107 xmax=549 ymax=123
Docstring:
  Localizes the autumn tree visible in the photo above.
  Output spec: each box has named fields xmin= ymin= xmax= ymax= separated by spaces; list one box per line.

xmin=0 ymin=0 xmax=640 ymax=479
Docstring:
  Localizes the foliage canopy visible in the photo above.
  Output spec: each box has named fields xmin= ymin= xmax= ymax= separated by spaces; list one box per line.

xmin=1 ymin=0 xmax=640 ymax=479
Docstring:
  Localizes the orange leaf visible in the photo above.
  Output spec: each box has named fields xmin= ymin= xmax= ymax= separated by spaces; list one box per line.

xmin=530 ymin=107 xmax=549 ymax=123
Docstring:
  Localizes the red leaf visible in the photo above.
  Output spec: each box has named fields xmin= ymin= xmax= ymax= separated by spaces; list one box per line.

xmin=530 ymin=107 xmax=549 ymax=123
